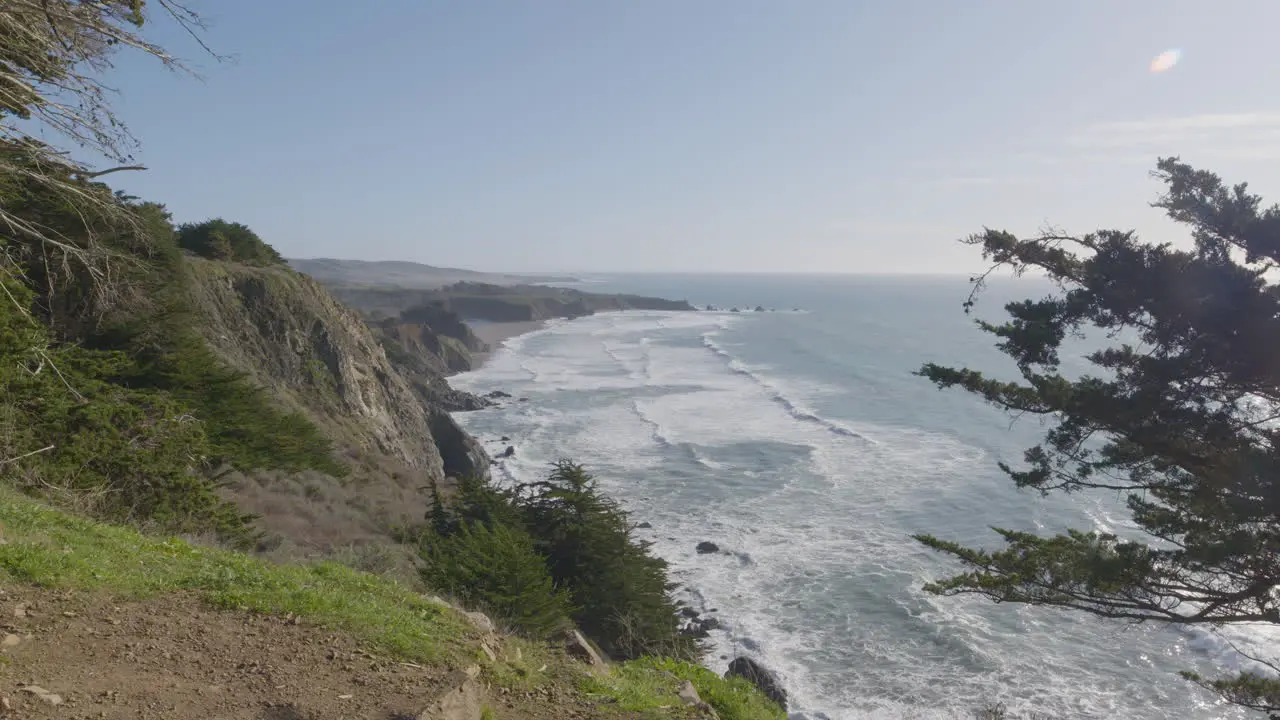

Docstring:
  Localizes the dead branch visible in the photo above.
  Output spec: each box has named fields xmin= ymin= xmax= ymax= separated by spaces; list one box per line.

xmin=0 ymin=444 xmax=54 ymax=466
xmin=75 ymin=164 xmax=147 ymax=179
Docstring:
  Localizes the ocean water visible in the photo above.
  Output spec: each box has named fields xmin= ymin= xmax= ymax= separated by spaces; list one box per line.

xmin=448 ymin=273 xmax=1270 ymax=720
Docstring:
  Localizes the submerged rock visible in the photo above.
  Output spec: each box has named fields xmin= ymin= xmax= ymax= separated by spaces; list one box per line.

xmin=486 ymin=390 xmax=512 ymax=399
xmin=681 ymin=622 xmax=710 ymax=639
xmin=636 ymin=521 xmax=652 ymax=529
xmin=695 ymin=541 xmax=720 ymax=554
xmin=726 ymin=657 xmax=787 ymax=710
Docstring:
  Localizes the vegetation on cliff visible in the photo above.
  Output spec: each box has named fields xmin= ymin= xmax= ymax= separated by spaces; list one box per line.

xmin=917 ymin=158 xmax=1280 ymax=717
xmin=177 ymin=218 xmax=286 ymax=266
xmin=0 ymin=3 xmax=784 ymax=717
xmin=0 ymin=157 xmax=344 ymax=544
xmin=422 ymin=463 xmax=697 ymax=660
xmin=0 ymin=485 xmax=785 ymax=718
xmin=328 ymin=280 xmax=697 ymax=322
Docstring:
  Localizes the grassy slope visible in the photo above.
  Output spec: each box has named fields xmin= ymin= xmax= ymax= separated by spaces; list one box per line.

xmin=0 ymin=491 xmax=783 ymax=719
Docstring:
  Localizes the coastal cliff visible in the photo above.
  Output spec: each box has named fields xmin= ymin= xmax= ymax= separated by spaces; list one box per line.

xmin=183 ymin=259 xmax=492 ymax=552
xmin=324 ymin=280 xmax=697 ymax=322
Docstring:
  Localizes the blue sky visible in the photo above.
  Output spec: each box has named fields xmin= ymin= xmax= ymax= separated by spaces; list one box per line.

xmin=93 ymin=0 xmax=1280 ymax=273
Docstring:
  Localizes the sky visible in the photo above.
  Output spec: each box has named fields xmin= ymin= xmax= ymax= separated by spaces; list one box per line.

xmin=83 ymin=0 xmax=1280 ymax=273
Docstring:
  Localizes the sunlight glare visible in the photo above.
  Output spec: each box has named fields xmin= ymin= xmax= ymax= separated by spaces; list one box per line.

xmin=1150 ymin=49 xmax=1181 ymax=73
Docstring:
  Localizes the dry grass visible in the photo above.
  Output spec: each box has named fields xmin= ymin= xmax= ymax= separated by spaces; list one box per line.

xmin=219 ymin=459 xmax=445 ymax=586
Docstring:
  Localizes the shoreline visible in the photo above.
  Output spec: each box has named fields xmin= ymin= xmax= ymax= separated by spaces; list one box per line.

xmin=466 ymin=320 xmax=549 ymax=368
xmin=450 ymin=313 xmax=778 ymax=708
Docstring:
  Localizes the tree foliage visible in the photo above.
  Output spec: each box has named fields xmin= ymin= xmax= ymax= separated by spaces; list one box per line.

xmin=177 ymin=219 xmax=285 ymax=266
xmin=0 ymin=147 xmax=344 ymax=541
xmin=915 ymin=158 xmax=1280 ymax=716
xmin=421 ymin=462 xmax=693 ymax=659
xmin=1 ymin=1 xmax=209 ymax=303
xmin=519 ymin=461 xmax=690 ymax=660
xmin=422 ymin=519 xmax=574 ymax=639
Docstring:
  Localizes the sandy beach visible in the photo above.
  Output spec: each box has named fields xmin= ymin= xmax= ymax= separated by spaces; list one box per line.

xmin=467 ymin=320 xmax=548 ymax=367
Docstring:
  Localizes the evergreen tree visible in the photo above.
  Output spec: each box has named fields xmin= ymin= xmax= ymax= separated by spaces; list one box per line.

xmin=519 ymin=461 xmax=692 ymax=659
xmin=915 ymin=158 xmax=1280 ymax=716
xmin=421 ymin=519 xmax=573 ymax=639
xmin=176 ymin=219 xmax=285 ymax=266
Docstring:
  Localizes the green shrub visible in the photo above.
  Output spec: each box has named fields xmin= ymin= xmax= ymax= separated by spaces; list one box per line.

xmin=0 ymin=269 xmax=251 ymax=543
xmin=176 ymin=218 xmax=284 ymax=266
xmin=0 ymin=156 xmax=344 ymax=541
xmin=581 ymin=657 xmax=785 ymax=720
xmin=634 ymin=657 xmax=786 ymax=720
xmin=423 ymin=463 xmax=694 ymax=659
xmin=519 ymin=461 xmax=694 ymax=660
xmin=421 ymin=520 xmax=573 ymax=639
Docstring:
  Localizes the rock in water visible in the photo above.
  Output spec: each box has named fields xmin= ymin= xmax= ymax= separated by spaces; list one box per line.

xmin=726 ymin=656 xmax=788 ymax=710
xmin=501 ymin=445 xmax=516 ymax=458
xmin=695 ymin=541 xmax=720 ymax=554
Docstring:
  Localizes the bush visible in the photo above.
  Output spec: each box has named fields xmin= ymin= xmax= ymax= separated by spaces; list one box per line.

xmin=0 ymin=270 xmax=252 ymax=543
xmin=0 ymin=157 xmax=343 ymax=542
xmin=422 ymin=520 xmax=573 ymax=639
xmin=177 ymin=218 xmax=284 ymax=266
xmin=519 ymin=461 xmax=692 ymax=659
xmin=582 ymin=657 xmax=786 ymax=720
xmin=422 ymin=463 xmax=694 ymax=658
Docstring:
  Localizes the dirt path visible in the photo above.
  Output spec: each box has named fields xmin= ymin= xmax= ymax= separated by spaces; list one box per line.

xmin=0 ymin=588 xmax=617 ymax=719
xmin=0 ymin=587 xmax=465 ymax=718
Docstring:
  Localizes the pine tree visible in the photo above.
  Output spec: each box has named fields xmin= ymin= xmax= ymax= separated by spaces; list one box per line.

xmin=519 ymin=461 xmax=693 ymax=659
xmin=421 ymin=519 xmax=573 ymax=639
xmin=915 ymin=157 xmax=1280 ymax=716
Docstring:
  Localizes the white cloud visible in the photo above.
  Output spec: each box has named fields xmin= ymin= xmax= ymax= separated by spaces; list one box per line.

xmin=1065 ymin=111 xmax=1280 ymax=158
xmin=819 ymin=220 xmax=961 ymax=236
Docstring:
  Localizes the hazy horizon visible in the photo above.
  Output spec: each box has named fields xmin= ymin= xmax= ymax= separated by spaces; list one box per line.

xmin=102 ymin=1 xmax=1280 ymax=274
xmin=292 ymin=256 xmax=986 ymax=278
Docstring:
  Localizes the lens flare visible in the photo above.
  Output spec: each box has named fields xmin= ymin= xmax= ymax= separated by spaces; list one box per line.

xmin=1150 ymin=49 xmax=1181 ymax=73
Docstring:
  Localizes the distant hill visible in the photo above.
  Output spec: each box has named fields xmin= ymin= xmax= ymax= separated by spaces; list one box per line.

xmin=288 ymin=258 xmax=577 ymax=289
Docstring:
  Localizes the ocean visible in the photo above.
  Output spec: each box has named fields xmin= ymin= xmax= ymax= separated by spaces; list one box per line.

xmin=448 ymin=273 xmax=1269 ymax=720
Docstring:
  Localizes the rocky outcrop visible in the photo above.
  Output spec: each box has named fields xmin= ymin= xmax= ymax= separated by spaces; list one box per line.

xmin=562 ymin=629 xmax=608 ymax=670
xmin=186 ymin=260 xmax=448 ymax=476
xmin=428 ymin=407 xmax=490 ymax=481
xmin=726 ymin=657 xmax=787 ymax=710
xmin=375 ymin=317 xmax=492 ymax=412
xmin=182 ymin=259 xmax=491 ymax=551
xmin=324 ymin=281 xmax=696 ymax=322
xmin=696 ymin=541 xmax=720 ymax=554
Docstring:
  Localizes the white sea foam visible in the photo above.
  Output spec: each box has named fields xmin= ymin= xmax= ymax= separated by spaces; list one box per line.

xmin=450 ymin=309 xmax=1262 ymax=720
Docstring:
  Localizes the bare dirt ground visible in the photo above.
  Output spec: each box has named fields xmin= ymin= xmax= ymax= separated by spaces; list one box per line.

xmin=0 ymin=588 xmax=604 ymax=719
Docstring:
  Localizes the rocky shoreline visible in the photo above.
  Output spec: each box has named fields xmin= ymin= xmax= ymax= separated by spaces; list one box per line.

xmin=454 ymin=383 xmax=791 ymax=712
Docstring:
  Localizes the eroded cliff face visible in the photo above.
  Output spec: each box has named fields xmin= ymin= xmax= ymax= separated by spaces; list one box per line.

xmin=182 ymin=259 xmax=488 ymax=552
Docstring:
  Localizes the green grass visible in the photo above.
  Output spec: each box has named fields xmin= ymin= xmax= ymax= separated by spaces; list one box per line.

xmin=0 ymin=491 xmax=785 ymax=718
xmin=0 ymin=492 xmax=478 ymax=666
xmin=582 ymin=657 xmax=786 ymax=720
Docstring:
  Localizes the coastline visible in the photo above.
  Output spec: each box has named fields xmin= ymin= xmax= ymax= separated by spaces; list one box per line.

xmin=466 ymin=319 xmax=548 ymax=368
